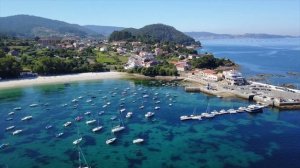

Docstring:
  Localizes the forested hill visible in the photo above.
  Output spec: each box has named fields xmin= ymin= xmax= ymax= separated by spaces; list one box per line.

xmin=109 ymin=24 xmax=198 ymax=45
xmin=0 ymin=15 xmax=102 ymax=38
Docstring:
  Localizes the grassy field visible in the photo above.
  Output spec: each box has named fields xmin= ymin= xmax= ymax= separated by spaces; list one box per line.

xmin=96 ymin=51 xmax=128 ymax=65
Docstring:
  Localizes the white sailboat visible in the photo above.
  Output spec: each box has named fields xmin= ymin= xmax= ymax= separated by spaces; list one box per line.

xmin=73 ymin=137 xmax=83 ymax=145
xmin=111 ymin=125 xmax=125 ymax=133
xmin=6 ymin=126 xmax=15 ymax=131
xmin=29 ymin=104 xmax=38 ymax=107
xmin=86 ymin=119 xmax=96 ymax=125
xmin=106 ymin=137 xmax=117 ymax=144
xmin=92 ymin=120 xmax=102 ymax=132
xmin=12 ymin=129 xmax=22 ymax=135
xmin=21 ymin=116 xmax=32 ymax=121
xmin=77 ymin=146 xmax=90 ymax=168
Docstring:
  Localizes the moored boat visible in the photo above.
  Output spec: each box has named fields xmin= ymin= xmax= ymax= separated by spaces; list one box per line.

xmin=106 ymin=137 xmax=117 ymax=144
xmin=0 ymin=143 xmax=9 ymax=150
xmin=56 ymin=132 xmax=64 ymax=138
xmin=145 ymin=112 xmax=155 ymax=118
xmin=126 ymin=112 xmax=133 ymax=118
xmin=14 ymin=107 xmax=22 ymax=110
xmin=63 ymin=121 xmax=72 ymax=127
xmin=133 ymin=138 xmax=144 ymax=144
xmin=29 ymin=104 xmax=38 ymax=107
xmin=73 ymin=137 xmax=83 ymax=145
xmin=21 ymin=116 xmax=32 ymax=121
xmin=92 ymin=126 xmax=103 ymax=132
xmin=6 ymin=126 xmax=15 ymax=131
xmin=245 ymin=104 xmax=264 ymax=113
xmin=12 ymin=129 xmax=22 ymax=135
xmin=111 ymin=125 xmax=125 ymax=133
xmin=86 ymin=119 xmax=96 ymax=125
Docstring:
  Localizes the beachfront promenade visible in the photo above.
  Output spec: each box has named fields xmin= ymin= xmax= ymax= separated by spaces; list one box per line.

xmin=184 ymin=76 xmax=300 ymax=110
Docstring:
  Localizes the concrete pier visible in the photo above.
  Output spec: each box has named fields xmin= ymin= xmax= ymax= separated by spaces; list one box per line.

xmin=183 ymin=77 xmax=300 ymax=110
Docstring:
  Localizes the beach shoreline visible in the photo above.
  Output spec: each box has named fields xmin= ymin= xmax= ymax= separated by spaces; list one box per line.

xmin=0 ymin=72 xmax=131 ymax=90
xmin=0 ymin=72 xmax=185 ymax=90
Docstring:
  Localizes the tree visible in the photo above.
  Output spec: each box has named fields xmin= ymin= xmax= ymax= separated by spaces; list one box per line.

xmin=0 ymin=56 xmax=22 ymax=78
xmin=0 ymin=49 xmax=6 ymax=58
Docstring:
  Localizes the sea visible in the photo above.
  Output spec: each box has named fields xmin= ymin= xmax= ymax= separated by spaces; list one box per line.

xmin=0 ymin=38 xmax=300 ymax=168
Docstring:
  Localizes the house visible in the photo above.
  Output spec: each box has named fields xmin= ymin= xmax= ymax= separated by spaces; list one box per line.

xmin=154 ymin=48 xmax=163 ymax=56
xmin=112 ymin=41 xmax=126 ymax=47
xmin=100 ymin=46 xmax=108 ymax=52
xmin=38 ymin=37 xmax=61 ymax=47
xmin=223 ymin=70 xmax=246 ymax=85
xmin=20 ymin=71 xmax=38 ymax=78
xmin=117 ymin=47 xmax=126 ymax=54
xmin=124 ymin=55 xmax=143 ymax=69
xmin=175 ymin=61 xmax=191 ymax=72
xmin=144 ymin=61 xmax=158 ymax=68
xmin=139 ymin=51 xmax=154 ymax=61
xmin=8 ymin=50 xmax=19 ymax=56
xmin=200 ymin=69 xmax=221 ymax=82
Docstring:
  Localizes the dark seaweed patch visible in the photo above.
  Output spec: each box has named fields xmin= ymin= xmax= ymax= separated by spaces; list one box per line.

xmin=125 ymin=154 xmax=147 ymax=168
xmin=81 ymin=135 xmax=96 ymax=147
xmin=23 ymin=148 xmax=41 ymax=158
xmin=170 ymin=155 xmax=182 ymax=161
xmin=147 ymin=147 xmax=161 ymax=152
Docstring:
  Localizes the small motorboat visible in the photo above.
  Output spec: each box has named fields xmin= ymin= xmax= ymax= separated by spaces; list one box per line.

xmin=110 ymin=116 xmax=117 ymax=120
xmin=56 ymin=132 xmax=64 ymax=138
xmin=98 ymin=111 xmax=105 ymax=115
xmin=63 ymin=121 xmax=72 ymax=127
xmin=145 ymin=112 xmax=155 ymax=118
xmin=154 ymin=106 xmax=160 ymax=110
xmin=84 ymin=111 xmax=91 ymax=115
xmin=0 ymin=143 xmax=9 ymax=150
xmin=75 ymin=116 xmax=84 ymax=122
xmin=29 ymin=104 xmax=38 ymax=107
xmin=126 ymin=112 xmax=133 ymax=118
xmin=45 ymin=125 xmax=53 ymax=129
xmin=133 ymin=138 xmax=144 ymax=144
xmin=120 ymin=108 xmax=126 ymax=113
xmin=6 ymin=117 xmax=13 ymax=121
xmin=14 ymin=107 xmax=22 ymax=110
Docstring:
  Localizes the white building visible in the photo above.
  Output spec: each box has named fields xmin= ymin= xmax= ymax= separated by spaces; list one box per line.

xmin=175 ymin=61 xmax=191 ymax=72
xmin=200 ymin=69 xmax=221 ymax=82
xmin=223 ymin=70 xmax=246 ymax=85
xmin=100 ymin=46 xmax=108 ymax=52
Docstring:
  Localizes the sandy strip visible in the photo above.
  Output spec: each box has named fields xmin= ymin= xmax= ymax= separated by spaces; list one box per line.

xmin=0 ymin=72 xmax=129 ymax=90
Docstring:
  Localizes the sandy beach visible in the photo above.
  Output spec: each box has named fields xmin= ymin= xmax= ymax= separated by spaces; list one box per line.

xmin=0 ymin=72 xmax=129 ymax=90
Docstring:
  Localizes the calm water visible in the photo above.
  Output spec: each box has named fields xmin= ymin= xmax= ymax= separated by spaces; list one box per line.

xmin=198 ymin=38 xmax=300 ymax=86
xmin=0 ymin=79 xmax=300 ymax=168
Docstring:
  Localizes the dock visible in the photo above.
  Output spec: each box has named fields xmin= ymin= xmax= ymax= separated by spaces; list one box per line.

xmin=184 ymin=78 xmax=300 ymax=110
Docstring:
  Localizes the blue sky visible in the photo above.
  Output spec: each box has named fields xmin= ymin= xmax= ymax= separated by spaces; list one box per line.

xmin=0 ymin=0 xmax=299 ymax=35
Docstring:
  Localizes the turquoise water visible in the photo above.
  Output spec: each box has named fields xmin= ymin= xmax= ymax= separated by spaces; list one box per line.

xmin=1 ymin=79 xmax=300 ymax=168
xmin=198 ymin=38 xmax=300 ymax=86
